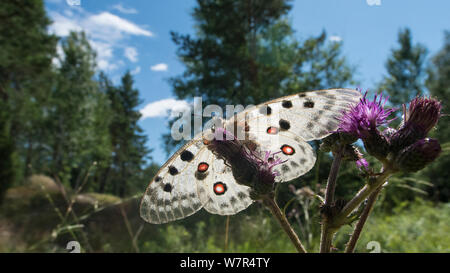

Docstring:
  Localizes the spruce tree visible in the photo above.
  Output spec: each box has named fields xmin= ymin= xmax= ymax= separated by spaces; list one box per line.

xmin=0 ymin=0 xmax=57 ymax=180
xmin=377 ymin=28 xmax=428 ymax=108
xmin=105 ymin=72 xmax=150 ymax=197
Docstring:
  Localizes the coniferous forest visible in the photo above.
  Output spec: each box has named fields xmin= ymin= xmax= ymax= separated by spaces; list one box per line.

xmin=0 ymin=0 xmax=449 ymax=253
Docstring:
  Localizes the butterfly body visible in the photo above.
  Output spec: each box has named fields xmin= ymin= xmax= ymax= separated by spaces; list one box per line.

xmin=205 ymin=127 xmax=278 ymax=199
xmin=141 ymin=89 xmax=362 ymax=224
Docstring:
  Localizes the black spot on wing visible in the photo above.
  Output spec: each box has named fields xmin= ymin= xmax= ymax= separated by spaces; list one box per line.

xmin=304 ymin=100 xmax=315 ymax=108
xmin=169 ymin=166 xmax=179 ymax=176
xmin=282 ymin=100 xmax=293 ymax=108
xmin=163 ymin=184 xmax=172 ymax=192
xmin=180 ymin=150 xmax=194 ymax=162
xmin=279 ymin=119 xmax=291 ymax=131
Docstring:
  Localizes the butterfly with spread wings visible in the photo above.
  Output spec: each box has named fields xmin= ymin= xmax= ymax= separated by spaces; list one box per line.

xmin=140 ymin=89 xmax=362 ymax=224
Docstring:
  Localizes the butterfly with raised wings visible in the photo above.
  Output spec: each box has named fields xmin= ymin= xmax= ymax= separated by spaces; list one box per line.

xmin=140 ymin=89 xmax=362 ymax=224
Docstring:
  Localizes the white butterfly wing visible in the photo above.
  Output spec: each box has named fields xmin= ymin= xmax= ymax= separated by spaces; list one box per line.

xmin=140 ymin=139 xmax=206 ymax=224
xmin=229 ymin=88 xmax=361 ymax=182
xmin=251 ymin=132 xmax=317 ymax=182
xmin=140 ymin=132 xmax=254 ymax=223
xmin=196 ymin=152 xmax=253 ymax=215
xmin=235 ymin=88 xmax=361 ymax=141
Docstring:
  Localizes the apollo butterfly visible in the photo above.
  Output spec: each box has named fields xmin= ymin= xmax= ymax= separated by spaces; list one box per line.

xmin=140 ymin=89 xmax=362 ymax=224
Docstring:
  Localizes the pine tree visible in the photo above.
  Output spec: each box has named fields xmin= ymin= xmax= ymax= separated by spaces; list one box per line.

xmin=0 ymin=0 xmax=57 ymax=180
xmin=377 ymin=28 xmax=428 ymax=108
xmin=105 ymin=72 xmax=150 ymax=197
xmin=48 ymin=32 xmax=112 ymax=189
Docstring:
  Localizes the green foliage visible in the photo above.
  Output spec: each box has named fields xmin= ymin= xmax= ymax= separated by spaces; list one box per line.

xmin=99 ymin=71 xmax=151 ymax=196
xmin=287 ymin=31 xmax=356 ymax=91
xmin=424 ymin=31 xmax=450 ymax=201
xmin=46 ymin=32 xmax=111 ymax=188
xmin=334 ymin=200 xmax=450 ymax=252
xmin=0 ymin=110 xmax=17 ymax=204
xmin=0 ymin=0 xmax=57 ymax=181
xmin=139 ymin=208 xmax=299 ymax=253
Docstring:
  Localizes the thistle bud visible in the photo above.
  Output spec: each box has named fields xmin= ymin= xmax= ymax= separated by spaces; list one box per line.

xmin=395 ymin=138 xmax=441 ymax=172
xmin=362 ymin=129 xmax=390 ymax=162
xmin=390 ymin=96 xmax=441 ymax=153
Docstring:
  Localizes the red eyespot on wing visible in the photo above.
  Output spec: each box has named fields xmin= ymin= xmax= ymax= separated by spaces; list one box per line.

xmin=213 ymin=182 xmax=227 ymax=195
xmin=198 ymin=162 xmax=209 ymax=172
xmin=266 ymin=126 xmax=278 ymax=135
xmin=281 ymin=144 xmax=295 ymax=155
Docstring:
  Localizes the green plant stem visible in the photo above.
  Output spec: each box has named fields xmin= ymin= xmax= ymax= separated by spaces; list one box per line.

xmin=345 ymin=185 xmax=383 ymax=253
xmin=224 ymin=216 xmax=230 ymax=252
xmin=263 ymin=194 xmax=307 ymax=253
xmin=319 ymin=148 xmax=343 ymax=253
xmin=335 ymin=170 xmax=392 ymax=224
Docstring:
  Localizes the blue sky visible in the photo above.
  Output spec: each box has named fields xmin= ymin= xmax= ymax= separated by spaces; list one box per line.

xmin=45 ymin=0 xmax=450 ymax=165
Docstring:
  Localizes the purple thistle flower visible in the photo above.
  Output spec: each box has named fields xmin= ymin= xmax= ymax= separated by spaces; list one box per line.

xmin=209 ymin=127 xmax=285 ymax=191
xmin=404 ymin=96 xmax=442 ymax=135
xmin=395 ymin=138 xmax=441 ymax=172
xmin=243 ymin=149 xmax=286 ymax=182
xmin=390 ymin=96 xmax=442 ymax=153
xmin=356 ymin=158 xmax=369 ymax=171
xmin=337 ymin=91 xmax=397 ymax=139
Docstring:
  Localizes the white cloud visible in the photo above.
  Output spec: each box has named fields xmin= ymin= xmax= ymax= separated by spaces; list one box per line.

xmin=66 ymin=0 xmax=81 ymax=6
xmin=366 ymin=0 xmax=381 ymax=6
xmin=90 ymin=40 xmax=115 ymax=70
xmin=112 ymin=4 xmax=138 ymax=14
xmin=49 ymin=11 xmax=82 ymax=36
xmin=151 ymin=63 xmax=168 ymax=72
xmin=87 ymin=12 xmax=152 ymax=37
xmin=330 ymin=35 xmax=342 ymax=42
xmin=124 ymin=47 xmax=138 ymax=62
xmin=48 ymin=8 xmax=152 ymax=71
xmin=140 ymin=98 xmax=190 ymax=119
xmin=131 ymin=66 xmax=141 ymax=75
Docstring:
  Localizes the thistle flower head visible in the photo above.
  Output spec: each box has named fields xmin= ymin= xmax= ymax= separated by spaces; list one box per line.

xmin=395 ymin=138 xmax=441 ymax=172
xmin=390 ymin=96 xmax=442 ymax=154
xmin=404 ymin=96 xmax=442 ymax=135
xmin=337 ymin=92 xmax=396 ymax=139
xmin=243 ymin=149 xmax=286 ymax=181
